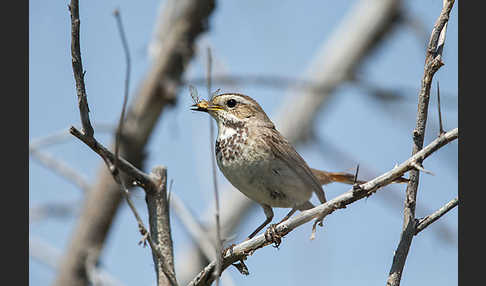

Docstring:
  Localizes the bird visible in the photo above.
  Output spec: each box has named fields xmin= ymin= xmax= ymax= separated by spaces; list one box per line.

xmin=191 ymin=93 xmax=403 ymax=240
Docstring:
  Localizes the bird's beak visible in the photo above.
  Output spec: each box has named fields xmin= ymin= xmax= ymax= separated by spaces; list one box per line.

xmin=191 ymin=100 xmax=224 ymax=112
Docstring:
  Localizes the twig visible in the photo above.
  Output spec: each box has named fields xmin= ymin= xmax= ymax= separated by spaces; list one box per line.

xmin=386 ymin=1 xmax=455 ymax=286
xmin=69 ymin=127 xmax=154 ymax=186
xmin=415 ymin=197 xmax=458 ymax=235
xmin=205 ymin=47 xmax=223 ymax=286
xmin=113 ymin=9 xmax=131 ymax=166
xmin=29 ymin=123 xmax=115 ymax=150
xmin=68 ymin=0 xmax=94 ymax=137
xmin=437 ymin=81 xmax=445 ymax=135
xmin=188 ymin=128 xmax=458 ymax=286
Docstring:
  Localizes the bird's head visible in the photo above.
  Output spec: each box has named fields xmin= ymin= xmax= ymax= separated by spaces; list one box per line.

xmin=191 ymin=93 xmax=273 ymax=128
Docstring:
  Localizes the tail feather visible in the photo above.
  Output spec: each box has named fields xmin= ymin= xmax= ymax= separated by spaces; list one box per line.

xmin=311 ymin=168 xmax=408 ymax=186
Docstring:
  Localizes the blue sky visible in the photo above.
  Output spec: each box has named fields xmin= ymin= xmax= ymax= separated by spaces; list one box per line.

xmin=30 ymin=1 xmax=458 ymax=285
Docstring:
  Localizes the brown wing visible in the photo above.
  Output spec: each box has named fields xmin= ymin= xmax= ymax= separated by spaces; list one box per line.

xmin=264 ymin=128 xmax=327 ymax=204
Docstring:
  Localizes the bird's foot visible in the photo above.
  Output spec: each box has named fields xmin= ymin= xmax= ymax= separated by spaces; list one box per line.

xmin=264 ymin=223 xmax=282 ymax=248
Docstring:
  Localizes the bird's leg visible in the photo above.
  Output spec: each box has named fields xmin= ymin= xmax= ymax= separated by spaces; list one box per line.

xmin=247 ymin=204 xmax=274 ymax=240
xmin=278 ymin=207 xmax=297 ymax=224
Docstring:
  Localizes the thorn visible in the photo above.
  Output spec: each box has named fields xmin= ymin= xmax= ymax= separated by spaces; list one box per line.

xmin=411 ymin=162 xmax=435 ymax=175
xmin=437 ymin=81 xmax=445 ymax=136
xmin=310 ymin=220 xmax=318 ymax=240
xmin=352 ymin=164 xmax=362 ymax=193
xmin=353 ymin=164 xmax=360 ymax=184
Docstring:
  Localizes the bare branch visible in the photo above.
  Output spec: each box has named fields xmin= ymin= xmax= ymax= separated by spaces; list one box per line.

xmin=386 ymin=1 xmax=455 ymax=285
xmin=188 ymin=128 xmax=458 ymax=286
xmin=415 ymin=197 xmax=458 ymax=235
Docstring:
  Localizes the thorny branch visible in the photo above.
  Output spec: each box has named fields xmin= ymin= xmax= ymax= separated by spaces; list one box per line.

xmin=386 ymin=1 xmax=455 ymax=286
xmin=188 ymin=128 xmax=458 ymax=286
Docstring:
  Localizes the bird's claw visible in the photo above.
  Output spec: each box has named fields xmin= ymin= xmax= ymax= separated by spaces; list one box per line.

xmin=264 ymin=224 xmax=282 ymax=248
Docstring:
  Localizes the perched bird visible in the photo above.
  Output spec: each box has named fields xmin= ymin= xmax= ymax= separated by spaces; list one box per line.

xmin=191 ymin=93 xmax=396 ymax=239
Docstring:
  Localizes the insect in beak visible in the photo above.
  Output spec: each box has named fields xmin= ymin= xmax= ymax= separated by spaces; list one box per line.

xmin=191 ymin=100 xmax=223 ymax=112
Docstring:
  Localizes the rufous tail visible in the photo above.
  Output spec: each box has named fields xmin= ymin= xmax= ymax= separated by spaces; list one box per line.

xmin=310 ymin=168 xmax=408 ymax=186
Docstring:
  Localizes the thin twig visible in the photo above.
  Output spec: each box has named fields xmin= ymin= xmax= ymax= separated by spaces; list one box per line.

xmin=437 ymin=81 xmax=445 ymax=135
xmin=70 ymin=127 xmax=154 ymax=186
xmin=415 ymin=197 xmax=458 ymax=235
xmin=113 ymin=9 xmax=131 ymax=167
xmin=188 ymin=128 xmax=458 ymax=286
xmin=206 ymin=47 xmax=223 ymax=285
xmin=29 ymin=123 xmax=115 ymax=150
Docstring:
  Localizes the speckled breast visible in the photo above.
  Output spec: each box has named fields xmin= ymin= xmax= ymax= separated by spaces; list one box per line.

xmin=215 ymin=126 xmax=248 ymax=165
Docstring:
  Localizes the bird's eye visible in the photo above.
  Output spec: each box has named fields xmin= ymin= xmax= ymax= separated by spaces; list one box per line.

xmin=226 ymin=99 xmax=237 ymax=108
